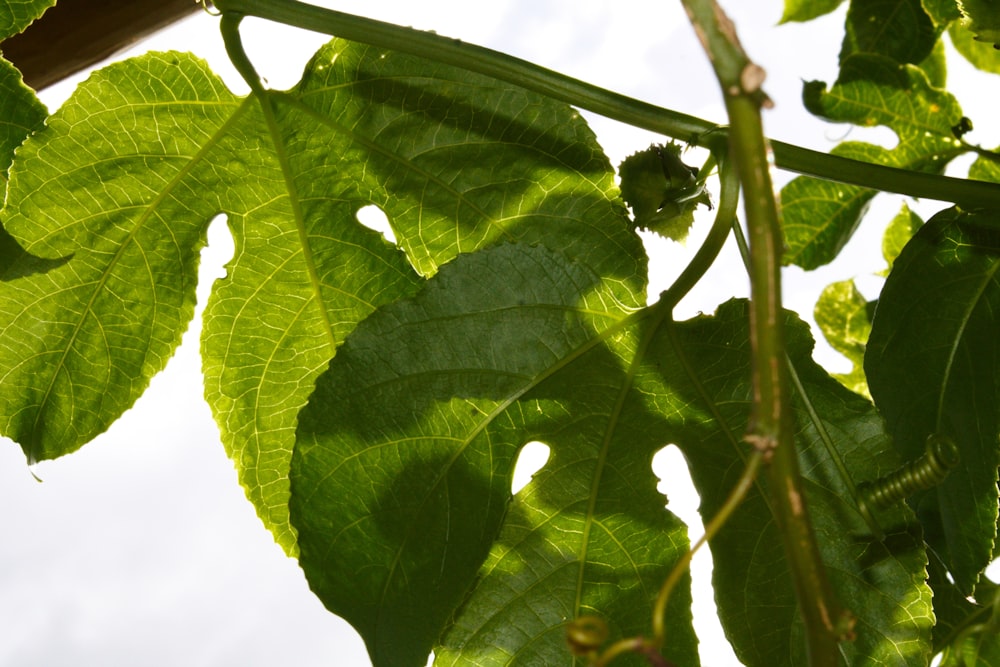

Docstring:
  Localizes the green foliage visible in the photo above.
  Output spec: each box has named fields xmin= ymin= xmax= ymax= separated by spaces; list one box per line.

xmin=781 ymin=54 xmax=965 ymax=269
xmin=957 ymin=0 xmax=1000 ymax=47
xmin=866 ymin=207 xmax=1000 ymax=594
xmin=3 ymin=0 xmax=1000 ymax=665
xmin=0 ymin=0 xmax=54 ymax=39
xmin=841 ymin=0 xmax=937 ymax=66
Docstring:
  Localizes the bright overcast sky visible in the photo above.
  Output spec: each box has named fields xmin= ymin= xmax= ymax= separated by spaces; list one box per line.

xmin=1 ymin=1 xmax=996 ymax=665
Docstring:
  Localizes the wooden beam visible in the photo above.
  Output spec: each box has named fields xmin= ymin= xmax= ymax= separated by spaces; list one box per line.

xmin=2 ymin=0 xmax=202 ymax=91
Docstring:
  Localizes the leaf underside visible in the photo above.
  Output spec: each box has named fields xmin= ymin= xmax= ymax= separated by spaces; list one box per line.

xmin=0 ymin=22 xmax=964 ymax=667
xmin=781 ymin=53 xmax=964 ymax=270
xmin=867 ymin=207 xmax=1000 ymax=594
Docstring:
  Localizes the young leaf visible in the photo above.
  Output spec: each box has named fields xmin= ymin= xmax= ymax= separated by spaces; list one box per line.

xmin=866 ymin=207 xmax=1000 ymax=593
xmin=782 ymin=54 xmax=966 ymax=269
xmin=881 ymin=202 xmax=924 ymax=274
xmin=814 ymin=279 xmax=872 ymax=398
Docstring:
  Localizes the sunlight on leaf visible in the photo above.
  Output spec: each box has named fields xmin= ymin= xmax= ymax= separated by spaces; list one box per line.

xmin=782 ymin=54 xmax=966 ymax=269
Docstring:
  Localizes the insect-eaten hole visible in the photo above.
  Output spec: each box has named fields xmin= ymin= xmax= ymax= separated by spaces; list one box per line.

xmin=511 ymin=441 xmax=551 ymax=495
xmin=652 ymin=445 xmax=701 ymax=530
xmin=356 ymin=204 xmax=396 ymax=245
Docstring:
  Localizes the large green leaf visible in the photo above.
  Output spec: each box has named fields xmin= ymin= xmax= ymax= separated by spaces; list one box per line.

xmin=781 ymin=53 xmax=966 ymax=269
xmin=0 ymin=37 xmax=643 ymax=558
xmin=291 ymin=258 xmax=932 ymax=667
xmin=0 ymin=0 xmax=54 ymax=40
xmin=866 ymin=207 xmax=1000 ymax=594
xmin=841 ymin=0 xmax=937 ymax=66
xmin=291 ymin=242 xmax=683 ymax=667
xmin=0 ymin=52 xmax=240 ymax=463
xmin=204 ymin=39 xmax=642 ymax=554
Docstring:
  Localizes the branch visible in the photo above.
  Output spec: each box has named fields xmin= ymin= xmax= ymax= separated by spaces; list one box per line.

xmin=678 ymin=1 xmax=852 ymax=665
xmin=211 ymin=0 xmax=1000 ymax=210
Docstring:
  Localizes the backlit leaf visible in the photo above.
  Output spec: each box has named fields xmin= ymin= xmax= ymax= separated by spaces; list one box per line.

xmin=291 ymin=243 xmax=686 ymax=667
xmin=0 ymin=0 xmax=54 ymax=40
xmin=0 ymin=38 xmax=641 ymax=557
xmin=292 ymin=272 xmax=932 ymax=665
xmin=0 ymin=52 xmax=239 ymax=462
xmin=781 ymin=0 xmax=845 ymax=23
xmin=814 ymin=279 xmax=872 ymax=398
xmin=781 ymin=54 xmax=965 ymax=268
xmin=866 ymin=207 xmax=1000 ymax=593
xmin=949 ymin=21 xmax=1000 ymax=73
xmin=882 ymin=202 xmax=924 ymax=273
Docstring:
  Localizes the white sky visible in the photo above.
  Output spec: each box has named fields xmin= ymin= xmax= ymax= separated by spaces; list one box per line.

xmin=1 ymin=1 xmax=996 ymax=665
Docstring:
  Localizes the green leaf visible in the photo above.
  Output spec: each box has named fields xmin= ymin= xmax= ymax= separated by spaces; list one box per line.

xmin=663 ymin=301 xmax=931 ymax=666
xmin=950 ymin=21 xmax=1000 ymax=73
xmin=918 ymin=35 xmax=949 ymax=88
xmin=211 ymin=39 xmax=641 ymax=554
xmin=0 ymin=36 xmax=643 ymax=558
xmin=842 ymin=0 xmax=938 ymax=66
xmin=781 ymin=54 xmax=966 ymax=268
xmin=922 ymin=0 xmax=963 ymax=25
xmin=781 ymin=0 xmax=845 ymax=23
xmin=0 ymin=0 xmax=54 ymax=40
xmin=0 ymin=52 xmax=239 ymax=462
xmin=956 ymin=0 xmax=1000 ymax=47
xmin=971 ymin=152 xmax=1000 ymax=184
xmin=0 ymin=54 xmax=47 ymax=275
xmin=0 ymin=56 xmax=44 ymax=179
xmin=291 ymin=243 xmax=689 ymax=667
xmin=866 ymin=207 xmax=1000 ymax=593
xmin=814 ymin=279 xmax=873 ymax=397
xmin=882 ymin=202 xmax=924 ymax=273
xmin=292 ymin=270 xmax=931 ymax=665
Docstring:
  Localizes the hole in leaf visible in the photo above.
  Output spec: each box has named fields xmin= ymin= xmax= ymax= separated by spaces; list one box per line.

xmin=356 ymin=205 xmax=396 ymax=245
xmin=652 ymin=445 xmax=740 ymax=666
xmin=202 ymin=214 xmax=235 ymax=282
xmin=511 ymin=441 xmax=550 ymax=494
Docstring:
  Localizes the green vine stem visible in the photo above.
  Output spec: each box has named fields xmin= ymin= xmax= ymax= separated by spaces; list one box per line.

xmin=679 ymin=1 xmax=851 ymax=665
xmin=210 ymin=0 xmax=1000 ymax=210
